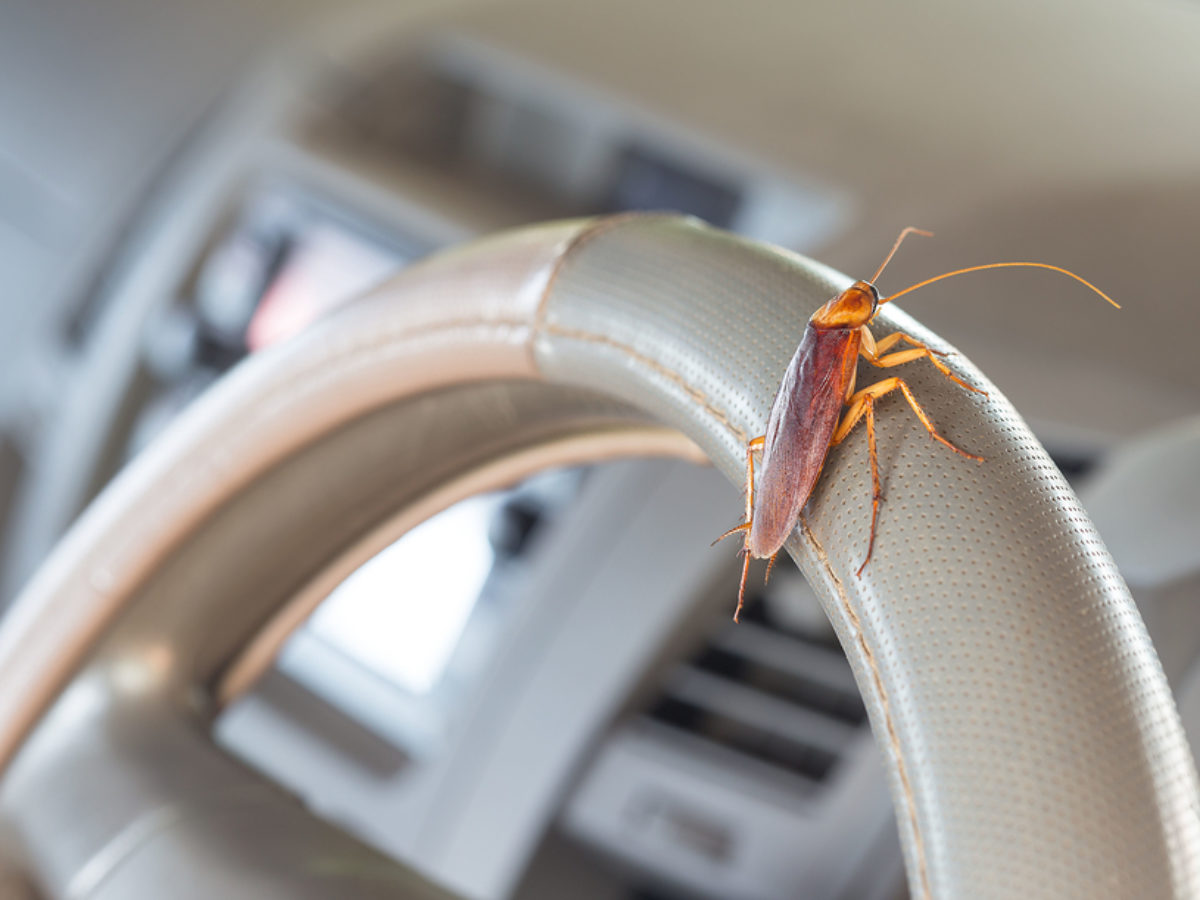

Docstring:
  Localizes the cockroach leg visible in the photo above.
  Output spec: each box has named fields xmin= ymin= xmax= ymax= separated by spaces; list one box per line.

xmin=763 ymin=552 xmax=779 ymax=586
xmin=831 ymin=395 xmax=867 ymax=447
xmin=832 ymin=378 xmax=982 ymax=574
xmin=839 ymin=378 xmax=984 ymax=462
xmin=874 ymin=347 xmax=982 ymax=394
xmin=714 ymin=435 xmax=765 ymax=623
xmin=711 ymin=522 xmax=750 ymax=546
xmin=873 ymin=331 xmax=945 ymax=356
xmin=858 ymin=397 xmax=882 ymax=577
xmin=858 ymin=323 xmax=878 ymax=358
xmin=831 ymin=394 xmax=884 ymax=574
xmin=733 ymin=435 xmax=767 ymax=621
xmin=863 ymin=332 xmax=986 ymax=396
xmin=734 ymin=549 xmax=752 ymax=623
xmin=712 ymin=435 xmax=765 ymax=545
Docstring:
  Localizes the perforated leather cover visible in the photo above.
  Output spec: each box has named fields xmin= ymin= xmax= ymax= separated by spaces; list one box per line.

xmin=534 ymin=216 xmax=1200 ymax=897
xmin=0 ymin=214 xmax=1197 ymax=898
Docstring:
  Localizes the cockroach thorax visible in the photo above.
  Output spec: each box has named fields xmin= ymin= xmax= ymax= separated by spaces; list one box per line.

xmin=811 ymin=280 xmax=880 ymax=330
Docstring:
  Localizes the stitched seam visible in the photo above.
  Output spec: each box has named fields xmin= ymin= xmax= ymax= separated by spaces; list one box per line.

xmin=92 ymin=315 xmax=536 ymax=584
xmin=542 ymin=324 xmax=748 ymax=444
xmin=800 ymin=515 xmax=931 ymax=899
xmin=531 ymin=212 xmax=665 ymax=340
xmin=7 ymin=315 xmax=537 ymax=779
xmin=538 ymin=317 xmax=929 ymax=896
xmin=290 ymin=315 xmax=531 ymax=385
xmin=521 ymin=216 xmax=930 ymax=894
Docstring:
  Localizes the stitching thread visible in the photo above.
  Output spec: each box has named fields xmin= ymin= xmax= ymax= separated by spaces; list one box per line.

xmin=528 ymin=220 xmax=931 ymax=897
xmin=541 ymin=317 xmax=929 ymax=896
xmin=541 ymin=324 xmax=749 ymax=445
xmin=800 ymin=517 xmax=932 ymax=899
xmin=532 ymin=212 xmax=669 ymax=339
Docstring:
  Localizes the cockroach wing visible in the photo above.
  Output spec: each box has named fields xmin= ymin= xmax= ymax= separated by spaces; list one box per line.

xmin=748 ymin=324 xmax=860 ymax=558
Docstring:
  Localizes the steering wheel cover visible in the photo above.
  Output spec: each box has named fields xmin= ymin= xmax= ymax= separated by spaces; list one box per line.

xmin=1 ymin=214 xmax=1197 ymax=898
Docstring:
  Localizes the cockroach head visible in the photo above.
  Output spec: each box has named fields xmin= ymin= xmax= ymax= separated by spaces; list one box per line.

xmin=811 ymin=280 xmax=879 ymax=329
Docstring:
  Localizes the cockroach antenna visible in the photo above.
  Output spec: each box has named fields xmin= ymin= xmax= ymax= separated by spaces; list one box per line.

xmin=871 ymin=227 xmax=933 ymax=284
xmin=882 ymin=262 xmax=1121 ymax=309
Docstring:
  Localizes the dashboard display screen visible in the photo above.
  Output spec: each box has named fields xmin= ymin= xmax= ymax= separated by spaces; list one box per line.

xmin=245 ymin=220 xmax=405 ymax=351
xmin=306 ymin=493 xmax=503 ymax=697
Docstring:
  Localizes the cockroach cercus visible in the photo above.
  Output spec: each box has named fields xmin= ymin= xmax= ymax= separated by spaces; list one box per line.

xmin=715 ymin=227 xmax=1119 ymax=622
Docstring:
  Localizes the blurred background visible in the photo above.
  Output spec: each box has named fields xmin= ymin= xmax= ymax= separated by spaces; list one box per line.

xmin=2 ymin=1 xmax=1200 ymax=898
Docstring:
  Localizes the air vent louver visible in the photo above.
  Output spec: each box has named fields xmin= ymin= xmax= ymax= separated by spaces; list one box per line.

xmin=640 ymin=593 xmax=865 ymax=787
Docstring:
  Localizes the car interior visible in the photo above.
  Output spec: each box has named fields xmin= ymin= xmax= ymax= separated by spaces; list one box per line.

xmin=1 ymin=2 xmax=1199 ymax=898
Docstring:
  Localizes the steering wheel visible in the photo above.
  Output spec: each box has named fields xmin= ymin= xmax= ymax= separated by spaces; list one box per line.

xmin=0 ymin=214 xmax=1196 ymax=899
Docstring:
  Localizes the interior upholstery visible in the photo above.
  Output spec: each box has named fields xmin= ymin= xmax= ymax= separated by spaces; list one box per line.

xmin=0 ymin=214 xmax=1196 ymax=898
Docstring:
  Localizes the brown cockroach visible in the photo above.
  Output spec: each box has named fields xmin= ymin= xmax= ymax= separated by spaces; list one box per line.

xmin=716 ymin=228 xmax=1119 ymax=621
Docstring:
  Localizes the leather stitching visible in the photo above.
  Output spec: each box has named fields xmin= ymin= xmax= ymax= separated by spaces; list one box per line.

xmin=539 ymin=324 xmax=749 ymax=444
xmin=532 ymin=212 xmax=669 ymax=339
xmin=532 ymin=309 xmax=931 ymax=898
xmin=800 ymin=516 xmax=932 ymax=900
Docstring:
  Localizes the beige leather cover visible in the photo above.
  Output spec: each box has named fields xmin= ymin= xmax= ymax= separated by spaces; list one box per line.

xmin=0 ymin=214 xmax=1197 ymax=898
xmin=534 ymin=217 xmax=1200 ymax=897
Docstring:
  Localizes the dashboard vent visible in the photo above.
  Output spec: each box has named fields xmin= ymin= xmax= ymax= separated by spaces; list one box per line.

xmin=642 ymin=584 xmax=865 ymax=788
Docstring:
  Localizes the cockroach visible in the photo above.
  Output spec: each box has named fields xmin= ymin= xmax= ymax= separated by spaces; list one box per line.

xmin=715 ymin=227 xmax=1119 ymax=622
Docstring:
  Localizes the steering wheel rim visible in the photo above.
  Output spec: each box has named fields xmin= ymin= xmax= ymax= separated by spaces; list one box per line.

xmin=1 ymin=213 xmax=1197 ymax=898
